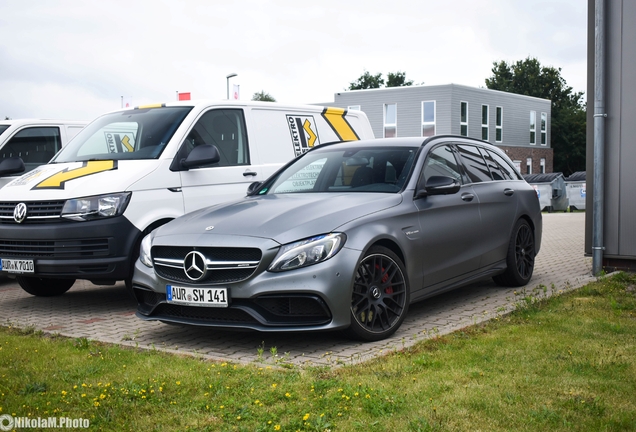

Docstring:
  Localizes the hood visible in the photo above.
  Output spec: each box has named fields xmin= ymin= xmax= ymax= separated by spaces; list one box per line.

xmin=0 ymin=160 xmax=159 ymax=200
xmin=155 ymin=193 xmax=403 ymax=245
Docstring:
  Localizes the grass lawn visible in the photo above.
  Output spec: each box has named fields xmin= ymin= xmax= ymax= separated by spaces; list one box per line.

xmin=1 ymin=272 xmax=635 ymax=431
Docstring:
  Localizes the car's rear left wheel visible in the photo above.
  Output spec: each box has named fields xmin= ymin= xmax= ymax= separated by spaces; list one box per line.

xmin=16 ymin=276 xmax=76 ymax=297
xmin=344 ymin=246 xmax=410 ymax=341
xmin=493 ymin=218 xmax=535 ymax=287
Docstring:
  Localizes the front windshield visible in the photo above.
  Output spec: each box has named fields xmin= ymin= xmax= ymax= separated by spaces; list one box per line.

xmin=261 ymin=146 xmax=417 ymax=194
xmin=0 ymin=125 xmax=9 ymax=137
xmin=52 ymin=106 xmax=192 ymax=163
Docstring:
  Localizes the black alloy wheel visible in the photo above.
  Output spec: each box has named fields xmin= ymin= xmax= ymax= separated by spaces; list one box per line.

xmin=494 ymin=218 xmax=535 ymax=287
xmin=345 ymin=246 xmax=409 ymax=341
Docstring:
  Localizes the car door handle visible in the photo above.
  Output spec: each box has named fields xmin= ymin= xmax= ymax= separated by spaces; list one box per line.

xmin=243 ymin=171 xmax=258 ymax=177
xmin=461 ymin=193 xmax=475 ymax=202
xmin=504 ymin=188 xmax=515 ymax=196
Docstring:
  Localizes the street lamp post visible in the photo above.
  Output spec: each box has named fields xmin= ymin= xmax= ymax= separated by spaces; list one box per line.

xmin=226 ymin=73 xmax=237 ymax=99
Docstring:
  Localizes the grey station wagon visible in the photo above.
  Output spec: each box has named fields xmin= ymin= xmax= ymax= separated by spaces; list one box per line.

xmin=132 ymin=136 xmax=542 ymax=341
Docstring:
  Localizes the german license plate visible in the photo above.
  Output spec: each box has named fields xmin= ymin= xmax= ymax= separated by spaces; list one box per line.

xmin=0 ymin=258 xmax=35 ymax=274
xmin=166 ymin=285 xmax=229 ymax=307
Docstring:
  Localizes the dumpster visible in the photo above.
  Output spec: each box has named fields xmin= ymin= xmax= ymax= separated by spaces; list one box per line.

xmin=523 ymin=172 xmax=569 ymax=212
xmin=565 ymin=171 xmax=586 ymax=210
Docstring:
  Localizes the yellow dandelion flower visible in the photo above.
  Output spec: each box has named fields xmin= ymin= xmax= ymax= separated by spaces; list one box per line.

xmin=274 ymin=425 xmax=280 ymax=431
xmin=303 ymin=413 xmax=310 ymax=421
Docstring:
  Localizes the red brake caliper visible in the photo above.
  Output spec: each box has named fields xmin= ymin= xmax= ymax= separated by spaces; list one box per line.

xmin=376 ymin=264 xmax=393 ymax=295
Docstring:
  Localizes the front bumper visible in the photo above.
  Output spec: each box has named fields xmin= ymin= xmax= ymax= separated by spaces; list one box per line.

xmin=0 ymin=216 xmax=141 ymax=282
xmin=133 ymin=246 xmax=362 ymax=332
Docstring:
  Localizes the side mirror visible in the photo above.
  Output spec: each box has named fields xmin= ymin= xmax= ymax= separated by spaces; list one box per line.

xmin=416 ymin=176 xmax=461 ymax=197
xmin=246 ymin=181 xmax=262 ymax=196
xmin=0 ymin=157 xmax=25 ymax=177
xmin=180 ymin=145 xmax=221 ymax=170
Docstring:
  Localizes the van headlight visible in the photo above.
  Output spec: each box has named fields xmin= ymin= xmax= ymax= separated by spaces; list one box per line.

xmin=61 ymin=192 xmax=131 ymax=221
xmin=268 ymin=233 xmax=346 ymax=272
xmin=139 ymin=232 xmax=154 ymax=268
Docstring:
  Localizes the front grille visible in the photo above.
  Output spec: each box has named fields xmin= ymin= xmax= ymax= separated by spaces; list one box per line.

xmin=0 ymin=238 xmax=110 ymax=258
xmin=152 ymin=246 xmax=262 ymax=284
xmin=255 ymin=296 xmax=331 ymax=318
xmin=0 ymin=200 xmax=65 ymax=224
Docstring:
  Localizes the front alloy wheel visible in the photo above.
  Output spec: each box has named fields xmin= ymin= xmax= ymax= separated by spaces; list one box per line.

xmin=344 ymin=246 xmax=410 ymax=341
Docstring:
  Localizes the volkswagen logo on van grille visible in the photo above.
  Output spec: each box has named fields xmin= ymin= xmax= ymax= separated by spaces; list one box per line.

xmin=13 ymin=203 xmax=27 ymax=223
xmin=183 ymin=251 xmax=207 ymax=281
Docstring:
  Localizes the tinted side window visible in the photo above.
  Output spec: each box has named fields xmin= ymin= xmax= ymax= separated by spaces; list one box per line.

xmin=456 ymin=144 xmax=492 ymax=183
xmin=487 ymin=149 xmax=523 ymax=180
xmin=479 ymin=147 xmax=506 ymax=180
xmin=423 ymin=145 xmax=463 ymax=183
xmin=183 ymin=109 xmax=249 ymax=167
xmin=1 ymin=127 xmax=61 ymax=172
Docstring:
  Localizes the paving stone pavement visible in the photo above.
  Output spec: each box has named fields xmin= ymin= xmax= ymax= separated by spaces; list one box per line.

xmin=0 ymin=212 xmax=594 ymax=367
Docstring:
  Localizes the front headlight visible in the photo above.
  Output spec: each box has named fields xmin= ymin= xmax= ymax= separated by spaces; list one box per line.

xmin=61 ymin=192 xmax=131 ymax=221
xmin=139 ymin=232 xmax=153 ymax=268
xmin=268 ymin=233 xmax=346 ymax=272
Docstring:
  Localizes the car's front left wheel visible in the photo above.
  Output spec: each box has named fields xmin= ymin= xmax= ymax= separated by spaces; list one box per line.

xmin=344 ymin=246 xmax=410 ymax=341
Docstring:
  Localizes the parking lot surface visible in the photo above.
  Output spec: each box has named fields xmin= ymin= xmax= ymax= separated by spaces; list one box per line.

xmin=0 ymin=212 xmax=593 ymax=367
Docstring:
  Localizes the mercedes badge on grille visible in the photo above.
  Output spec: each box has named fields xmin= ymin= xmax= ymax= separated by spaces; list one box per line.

xmin=184 ymin=251 xmax=207 ymax=281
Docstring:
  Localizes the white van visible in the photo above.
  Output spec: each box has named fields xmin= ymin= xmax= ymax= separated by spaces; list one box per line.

xmin=0 ymin=119 xmax=88 ymax=188
xmin=0 ymin=100 xmax=374 ymax=296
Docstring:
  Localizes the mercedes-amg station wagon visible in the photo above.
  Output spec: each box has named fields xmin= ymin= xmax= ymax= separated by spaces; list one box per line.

xmin=132 ymin=136 xmax=542 ymax=341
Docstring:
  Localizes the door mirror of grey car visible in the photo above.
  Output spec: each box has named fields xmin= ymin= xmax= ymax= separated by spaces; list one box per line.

xmin=179 ymin=144 xmax=221 ymax=171
xmin=246 ymin=181 xmax=262 ymax=196
xmin=0 ymin=156 xmax=25 ymax=177
xmin=416 ymin=175 xmax=461 ymax=197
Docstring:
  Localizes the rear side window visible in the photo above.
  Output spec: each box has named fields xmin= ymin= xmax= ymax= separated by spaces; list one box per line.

xmin=455 ymin=144 xmax=492 ymax=183
xmin=479 ymin=147 xmax=506 ymax=180
xmin=487 ymin=149 xmax=523 ymax=180
xmin=0 ymin=127 xmax=61 ymax=173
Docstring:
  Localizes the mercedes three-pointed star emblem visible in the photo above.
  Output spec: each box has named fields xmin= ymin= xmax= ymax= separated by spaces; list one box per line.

xmin=183 ymin=251 xmax=207 ymax=281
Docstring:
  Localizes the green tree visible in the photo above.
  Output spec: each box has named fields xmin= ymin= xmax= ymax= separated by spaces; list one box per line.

xmin=251 ymin=91 xmax=276 ymax=102
xmin=485 ymin=57 xmax=586 ymax=175
xmin=386 ymin=71 xmax=413 ymax=87
xmin=348 ymin=71 xmax=384 ymax=90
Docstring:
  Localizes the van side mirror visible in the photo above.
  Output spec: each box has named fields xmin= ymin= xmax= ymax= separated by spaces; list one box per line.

xmin=246 ymin=181 xmax=262 ymax=196
xmin=416 ymin=176 xmax=461 ymax=198
xmin=0 ymin=157 xmax=25 ymax=177
xmin=179 ymin=145 xmax=221 ymax=171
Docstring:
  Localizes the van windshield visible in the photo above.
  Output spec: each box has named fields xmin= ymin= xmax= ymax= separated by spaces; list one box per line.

xmin=52 ymin=106 xmax=192 ymax=163
xmin=0 ymin=125 xmax=9 ymax=137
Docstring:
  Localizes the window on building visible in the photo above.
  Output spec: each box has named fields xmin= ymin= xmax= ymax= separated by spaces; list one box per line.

xmin=541 ymin=112 xmax=547 ymax=145
xmin=421 ymin=101 xmax=436 ymax=137
xmin=348 ymin=105 xmax=361 ymax=111
xmin=530 ymin=111 xmax=536 ymax=145
xmin=526 ymin=157 xmax=532 ymax=175
xmin=460 ymin=101 xmax=468 ymax=136
xmin=496 ymin=106 xmax=503 ymax=142
xmin=384 ymin=103 xmax=397 ymax=138
xmin=540 ymin=157 xmax=546 ymax=173
xmin=481 ymin=105 xmax=489 ymax=141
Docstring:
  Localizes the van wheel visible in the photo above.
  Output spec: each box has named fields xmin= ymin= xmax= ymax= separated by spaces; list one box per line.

xmin=16 ymin=276 xmax=75 ymax=297
xmin=493 ymin=219 xmax=535 ymax=287
xmin=344 ymin=246 xmax=409 ymax=341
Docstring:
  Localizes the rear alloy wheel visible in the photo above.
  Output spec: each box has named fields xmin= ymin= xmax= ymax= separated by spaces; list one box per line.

xmin=16 ymin=276 xmax=75 ymax=297
xmin=344 ymin=246 xmax=410 ymax=341
xmin=493 ymin=219 xmax=535 ymax=287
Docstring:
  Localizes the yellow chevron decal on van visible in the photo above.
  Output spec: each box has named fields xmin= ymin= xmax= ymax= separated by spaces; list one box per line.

xmin=321 ymin=107 xmax=360 ymax=141
xmin=303 ymin=119 xmax=317 ymax=148
xmin=33 ymin=160 xmax=117 ymax=190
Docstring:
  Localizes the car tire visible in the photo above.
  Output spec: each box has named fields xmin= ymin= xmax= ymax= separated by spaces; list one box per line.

xmin=344 ymin=246 xmax=410 ymax=342
xmin=16 ymin=276 xmax=75 ymax=297
xmin=493 ymin=218 xmax=535 ymax=287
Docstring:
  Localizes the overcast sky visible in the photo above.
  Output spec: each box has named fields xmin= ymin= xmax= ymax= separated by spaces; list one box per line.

xmin=0 ymin=0 xmax=587 ymax=121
